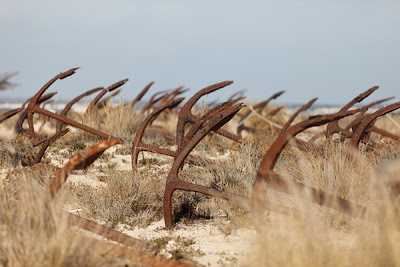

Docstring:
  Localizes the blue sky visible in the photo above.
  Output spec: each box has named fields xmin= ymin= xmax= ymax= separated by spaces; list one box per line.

xmin=1 ymin=1 xmax=399 ymax=105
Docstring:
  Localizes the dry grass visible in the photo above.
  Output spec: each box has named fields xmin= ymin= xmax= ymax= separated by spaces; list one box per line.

xmin=250 ymin=157 xmax=400 ymax=267
xmin=1 ymin=100 xmax=400 ymax=266
xmin=0 ymin=168 xmax=122 ymax=266
xmin=246 ymin=132 xmax=400 ymax=266
xmin=68 ymin=169 xmax=165 ymax=227
xmin=86 ymin=100 xmax=143 ymax=143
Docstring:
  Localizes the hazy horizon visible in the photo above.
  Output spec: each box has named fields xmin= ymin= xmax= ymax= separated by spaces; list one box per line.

xmin=1 ymin=1 xmax=399 ymax=106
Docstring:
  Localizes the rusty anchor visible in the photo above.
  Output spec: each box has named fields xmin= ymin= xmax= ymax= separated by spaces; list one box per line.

xmin=26 ymin=68 xmax=123 ymax=143
xmin=176 ymin=81 xmax=242 ymax=147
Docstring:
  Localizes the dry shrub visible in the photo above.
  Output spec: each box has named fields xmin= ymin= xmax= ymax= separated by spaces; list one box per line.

xmin=71 ymin=165 xmax=217 ymax=227
xmin=0 ymin=170 xmax=117 ymax=266
xmin=71 ymin=169 xmax=165 ymax=227
xmin=202 ymin=140 xmax=261 ymax=196
xmin=0 ymin=133 xmax=41 ymax=167
xmin=284 ymin=142 xmax=372 ymax=204
xmin=70 ymin=136 xmax=263 ymax=228
xmin=368 ymin=140 xmax=400 ymax=163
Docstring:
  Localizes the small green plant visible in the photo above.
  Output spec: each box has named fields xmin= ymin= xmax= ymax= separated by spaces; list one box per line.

xmin=115 ymin=145 xmax=131 ymax=155
xmin=148 ymin=236 xmax=203 ymax=260
xmin=99 ymin=152 xmax=111 ymax=161
xmin=139 ymin=157 xmax=158 ymax=166
xmin=148 ymin=236 xmax=172 ymax=251
xmin=106 ymin=162 xmax=117 ymax=170
xmin=68 ymin=142 xmax=86 ymax=154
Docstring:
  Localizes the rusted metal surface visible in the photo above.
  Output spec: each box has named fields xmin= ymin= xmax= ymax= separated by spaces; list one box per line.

xmin=308 ymin=89 xmax=390 ymax=147
xmin=142 ymin=91 xmax=168 ymax=113
xmin=177 ymin=102 xmax=232 ymax=154
xmin=131 ymin=98 xmax=210 ymax=169
xmin=253 ymin=98 xmax=367 ymax=219
xmin=26 ymin=68 xmax=122 ymax=143
xmin=344 ymin=97 xmax=395 ymax=133
xmin=149 ymin=87 xmax=188 ymax=124
xmin=162 ymin=100 xmax=296 ymax=227
xmin=37 ymin=100 xmax=54 ymax=132
xmin=14 ymin=108 xmax=28 ymax=133
xmin=176 ymin=81 xmax=241 ymax=146
xmin=46 ymin=139 xmax=121 ymax=198
xmin=96 ymin=89 xmax=122 ymax=110
xmin=142 ymin=86 xmax=188 ymax=115
xmin=67 ymin=212 xmax=146 ymax=249
xmin=27 ymin=68 xmax=78 ymax=139
xmin=266 ymin=98 xmax=318 ymax=151
xmin=258 ymin=98 xmax=357 ymax=173
xmin=41 ymin=100 xmax=53 ymax=110
xmin=15 ymin=92 xmax=58 ymax=134
xmin=32 ymin=129 xmax=69 ymax=165
xmin=370 ymin=126 xmax=400 ymax=141
xmin=132 ymin=98 xmax=183 ymax=169
xmin=156 ymin=86 xmax=187 ymax=108
xmin=164 ymin=102 xmax=247 ymax=228
xmin=126 ymin=81 xmax=154 ymax=109
xmin=325 ymin=86 xmax=379 ymax=138
xmin=170 ymin=86 xmax=189 ymax=99
xmin=0 ymin=107 xmax=23 ymax=124
xmin=349 ymin=102 xmax=400 ymax=150
xmin=341 ymin=97 xmax=399 ymax=143
xmin=56 ymin=87 xmax=104 ymax=132
xmin=227 ymin=89 xmax=246 ymax=103
xmin=254 ymin=90 xmax=285 ymax=111
xmin=84 ymin=79 xmax=128 ymax=116
xmin=358 ymin=97 xmax=395 ymax=115
xmin=281 ymin=98 xmax=317 ymax=132
xmin=266 ymin=106 xmax=283 ymax=116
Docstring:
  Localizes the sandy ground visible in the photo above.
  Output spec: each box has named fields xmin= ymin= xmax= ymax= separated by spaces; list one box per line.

xmin=3 ymin=112 xmax=390 ymax=266
xmin=123 ymin=220 xmax=256 ymax=266
xmin=0 ymin=137 xmax=255 ymax=266
xmin=59 ymin=145 xmax=256 ymax=266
